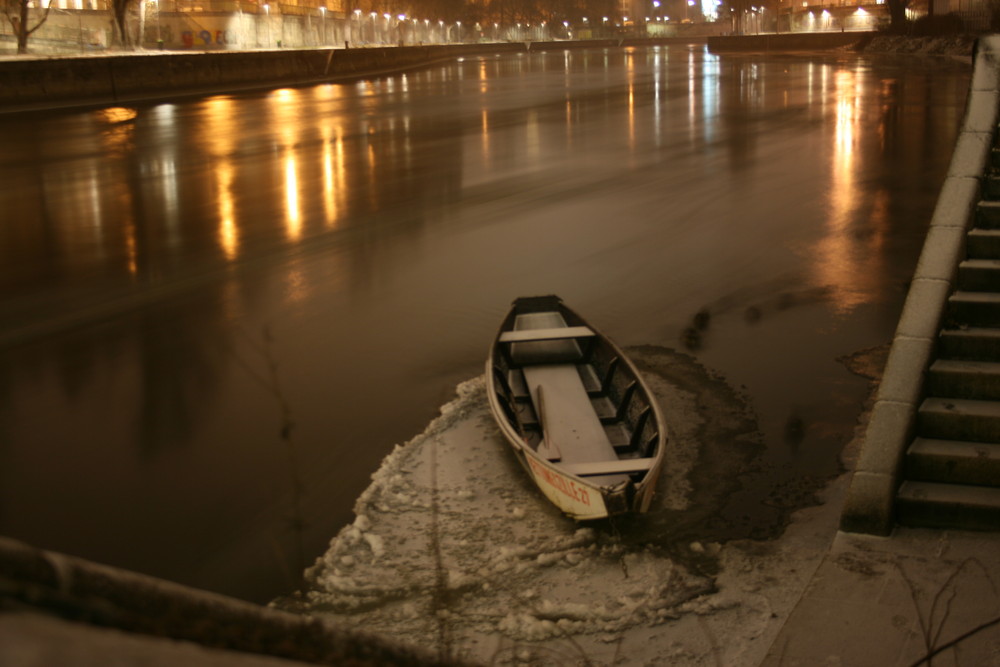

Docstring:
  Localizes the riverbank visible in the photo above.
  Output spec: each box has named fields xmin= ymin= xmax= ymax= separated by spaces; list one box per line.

xmin=862 ymin=33 xmax=978 ymax=56
xmin=707 ymin=31 xmax=979 ymax=56
xmin=0 ymin=36 xmax=720 ymax=114
xmin=0 ymin=43 xmax=523 ymax=113
xmin=1 ymin=37 xmax=716 ymax=114
xmin=275 ymin=349 xmax=1000 ymax=666
xmin=3 ymin=32 xmax=970 ymax=114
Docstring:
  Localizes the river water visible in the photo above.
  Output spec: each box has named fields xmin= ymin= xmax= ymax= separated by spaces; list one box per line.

xmin=0 ymin=45 xmax=971 ymax=602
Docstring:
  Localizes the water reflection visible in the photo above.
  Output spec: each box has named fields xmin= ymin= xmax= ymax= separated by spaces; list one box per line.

xmin=217 ymin=162 xmax=239 ymax=261
xmin=821 ymin=66 xmax=869 ymax=312
xmin=202 ymin=97 xmax=239 ymax=260
xmin=808 ymin=60 xmax=966 ymax=314
xmin=0 ymin=47 xmax=972 ymax=602
xmin=283 ymin=151 xmax=302 ymax=242
xmin=320 ymin=127 xmax=339 ymax=228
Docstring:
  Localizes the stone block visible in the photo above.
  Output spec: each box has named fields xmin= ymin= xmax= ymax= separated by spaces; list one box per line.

xmin=895 ymin=278 xmax=951 ymax=341
xmin=840 ymin=470 xmax=897 ymax=536
xmin=876 ymin=338 xmax=933 ymax=406
xmin=855 ymin=400 xmax=916 ymax=475
xmin=963 ymin=89 xmax=1000 ymax=134
xmin=929 ymin=176 xmax=979 ymax=230
xmin=971 ymin=36 xmax=1000 ymax=92
xmin=913 ymin=225 xmax=966 ymax=283
xmin=948 ymin=131 xmax=993 ymax=179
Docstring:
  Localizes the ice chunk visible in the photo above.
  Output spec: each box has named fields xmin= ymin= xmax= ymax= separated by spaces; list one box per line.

xmin=363 ymin=533 xmax=385 ymax=559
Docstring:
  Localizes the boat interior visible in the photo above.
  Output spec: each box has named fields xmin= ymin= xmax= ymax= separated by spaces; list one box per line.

xmin=490 ymin=305 xmax=660 ymax=484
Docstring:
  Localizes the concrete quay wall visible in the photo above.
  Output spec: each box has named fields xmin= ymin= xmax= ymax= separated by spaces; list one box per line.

xmin=707 ymin=31 xmax=875 ymax=51
xmin=0 ymin=43 xmax=523 ymax=112
xmin=0 ymin=33 xmax=872 ymax=114
xmin=840 ymin=35 xmax=1000 ymax=534
xmin=1 ymin=38 xmax=716 ymax=113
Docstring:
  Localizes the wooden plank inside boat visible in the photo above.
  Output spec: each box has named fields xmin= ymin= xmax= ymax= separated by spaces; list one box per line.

xmin=513 ymin=311 xmax=629 ymax=488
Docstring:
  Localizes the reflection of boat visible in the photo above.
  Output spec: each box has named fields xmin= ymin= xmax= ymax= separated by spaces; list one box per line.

xmin=486 ymin=295 xmax=667 ymax=520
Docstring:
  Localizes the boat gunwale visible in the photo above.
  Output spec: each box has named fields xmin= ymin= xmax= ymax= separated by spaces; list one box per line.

xmin=485 ymin=296 xmax=667 ymax=518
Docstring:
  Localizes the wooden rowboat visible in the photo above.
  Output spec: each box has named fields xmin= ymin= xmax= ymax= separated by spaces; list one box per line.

xmin=486 ymin=295 xmax=667 ymax=520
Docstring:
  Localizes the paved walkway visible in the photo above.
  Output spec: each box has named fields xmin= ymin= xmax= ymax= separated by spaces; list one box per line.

xmin=762 ymin=478 xmax=1000 ymax=666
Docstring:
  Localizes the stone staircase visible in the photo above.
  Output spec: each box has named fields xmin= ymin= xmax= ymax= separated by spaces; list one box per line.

xmin=896 ymin=155 xmax=1000 ymax=530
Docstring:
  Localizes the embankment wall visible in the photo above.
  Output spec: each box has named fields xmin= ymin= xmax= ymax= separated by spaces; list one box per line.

xmin=0 ymin=32 xmax=872 ymax=113
xmin=0 ymin=43 xmax=523 ymax=112
xmin=840 ymin=34 xmax=1000 ymax=534
xmin=707 ymin=31 xmax=874 ymax=51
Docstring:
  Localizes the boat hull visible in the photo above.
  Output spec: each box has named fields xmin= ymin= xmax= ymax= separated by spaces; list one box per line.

xmin=486 ymin=295 xmax=666 ymax=521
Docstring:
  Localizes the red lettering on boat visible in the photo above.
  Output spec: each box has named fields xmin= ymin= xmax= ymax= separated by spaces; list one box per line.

xmin=527 ymin=457 xmax=592 ymax=507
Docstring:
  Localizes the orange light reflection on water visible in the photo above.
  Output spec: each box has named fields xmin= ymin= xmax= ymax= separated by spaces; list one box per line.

xmin=203 ymin=97 xmax=241 ymax=261
xmin=269 ymin=88 xmax=305 ymax=243
xmin=812 ymin=66 xmax=888 ymax=314
xmin=95 ymin=107 xmax=140 ymax=278
xmin=218 ymin=162 xmax=238 ymax=261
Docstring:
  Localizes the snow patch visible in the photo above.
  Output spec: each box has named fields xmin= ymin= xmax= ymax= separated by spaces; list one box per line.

xmin=278 ymin=351 xmax=849 ymax=665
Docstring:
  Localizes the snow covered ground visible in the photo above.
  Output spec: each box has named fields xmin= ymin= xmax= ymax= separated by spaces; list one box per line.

xmin=274 ymin=346 xmax=875 ymax=666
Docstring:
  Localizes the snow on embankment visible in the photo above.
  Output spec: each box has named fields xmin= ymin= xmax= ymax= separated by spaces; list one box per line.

xmin=274 ymin=348 xmax=863 ymax=665
xmin=861 ymin=34 xmax=976 ymax=57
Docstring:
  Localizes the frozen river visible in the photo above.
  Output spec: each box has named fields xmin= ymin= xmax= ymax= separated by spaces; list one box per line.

xmin=0 ymin=45 xmax=971 ymax=603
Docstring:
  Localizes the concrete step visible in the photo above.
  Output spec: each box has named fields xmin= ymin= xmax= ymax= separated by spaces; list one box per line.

xmin=917 ymin=397 xmax=1000 ymax=442
xmin=948 ymin=291 xmax=1000 ymax=327
xmin=979 ymin=200 xmax=1000 ymax=229
xmin=959 ymin=258 xmax=1000 ymax=291
xmin=926 ymin=358 xmax=1000 ymax=400
xmin=986 ymin=175 xmax=1000 ymax=201
xmin=968 ymin=228 xmax=1000 ymax=258
xmin=939 ymin=327 xmax=1000 ymax=361
xmin=896 ymin=480 xmax=1000 ymax=530
xmin=905 ymin=437 xmax=1000 ymax=486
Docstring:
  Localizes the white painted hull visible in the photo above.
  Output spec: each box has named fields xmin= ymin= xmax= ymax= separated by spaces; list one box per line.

xmin=486 ymin=295 xmax=667 ymax=520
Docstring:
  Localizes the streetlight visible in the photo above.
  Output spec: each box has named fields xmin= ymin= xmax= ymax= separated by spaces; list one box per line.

xmin=264 ymin=3 xmax=270 ymax=48
xmin=148 ymin=0 xmax=162 ymax=48
xmin=396 ymin=13 xmax=406 ymax=44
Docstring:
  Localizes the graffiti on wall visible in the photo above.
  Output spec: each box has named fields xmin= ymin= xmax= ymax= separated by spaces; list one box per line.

xmin=144 ymin=23 xmax=236 ymax=48
xmin=180 ymin=29 xmax=232 ymax=47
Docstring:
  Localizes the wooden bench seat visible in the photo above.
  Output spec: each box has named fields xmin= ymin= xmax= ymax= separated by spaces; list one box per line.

xmin=559 ymin=458 xmax=655 ymax=477
xmin=499 ymin=326 xmax=595 ymax=344
xmin=508 ymin=312 xmax=587 ymax=366
xmin=511 ymin=311 xmax=630 ymax=488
